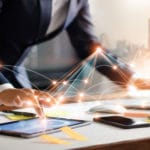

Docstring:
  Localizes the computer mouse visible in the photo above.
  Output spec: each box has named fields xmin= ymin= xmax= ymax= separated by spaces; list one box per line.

xmin=88 ymin=103 xmax=126 ymax=114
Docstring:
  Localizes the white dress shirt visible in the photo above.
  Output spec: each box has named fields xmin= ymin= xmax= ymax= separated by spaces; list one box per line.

xmin=0 ymin=0 xmax=69 ymax=92
xmin=46 ymin=0 xmax=69 ymax=34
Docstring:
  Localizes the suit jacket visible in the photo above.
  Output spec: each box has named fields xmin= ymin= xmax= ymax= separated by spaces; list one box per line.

xmin=0 ymin=0 xmax=133 ymax=88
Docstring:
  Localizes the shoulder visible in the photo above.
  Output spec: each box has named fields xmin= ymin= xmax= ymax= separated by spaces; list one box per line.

xmin=0 ymin=0 xmax=3 ymax=13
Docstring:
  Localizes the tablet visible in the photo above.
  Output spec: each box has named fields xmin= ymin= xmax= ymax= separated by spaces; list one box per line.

xmin=0 ymin=117 xmax=90 ymax=138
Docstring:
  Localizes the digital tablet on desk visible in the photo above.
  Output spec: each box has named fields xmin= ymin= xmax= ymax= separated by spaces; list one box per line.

xmin=0 ymin=117 xmax=90 ymax=138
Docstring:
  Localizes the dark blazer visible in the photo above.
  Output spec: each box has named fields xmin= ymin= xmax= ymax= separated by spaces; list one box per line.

xmin=0 ymin=0 xmax=133 ymax=88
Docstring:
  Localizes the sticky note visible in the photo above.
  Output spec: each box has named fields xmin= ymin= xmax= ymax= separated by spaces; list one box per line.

xmin=5 ymin=110 xmax=69 ymax=121
xmin=6 ymin=115 xmax=33 ymax=121
xmin=40 ymin=134 xmax=70 ymax=145
xmin=60 ymin=126 xmax=88 ymax=141
xmin=146 ymin=119 xmax=150 ymax=123
xmin=46 ymin=111 xmax=69 ymax=117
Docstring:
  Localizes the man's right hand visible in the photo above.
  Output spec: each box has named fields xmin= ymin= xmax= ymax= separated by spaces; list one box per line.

xmin=0 ymin=88 xmax=56 ymax=118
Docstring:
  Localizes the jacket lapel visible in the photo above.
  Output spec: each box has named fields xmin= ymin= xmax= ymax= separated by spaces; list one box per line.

xmin=33 ymin=0 xmax=79 ymax=45
xmin=37 ymin=0 xmax=52 ymax=40
xmin=64 ymin=0 xmax=77 ymax=29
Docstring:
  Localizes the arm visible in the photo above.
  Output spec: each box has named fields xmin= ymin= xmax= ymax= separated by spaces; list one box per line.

xmin=0 ymin=72 xmax=10 ymax=84
xmin=66 ymin=0 xmax=133 ymax=87
xmin=0 ymin=71 xmax=56 ymax=117
xmin=0 ymin=0 xmax=56 ymax=117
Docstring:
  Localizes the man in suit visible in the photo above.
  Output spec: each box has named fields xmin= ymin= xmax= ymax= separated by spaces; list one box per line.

xmin=0 ymin=0 xmax=148 ymax=117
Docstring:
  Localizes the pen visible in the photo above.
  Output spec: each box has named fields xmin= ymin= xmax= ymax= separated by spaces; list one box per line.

xmin=2 ymin=110 xmax=36 ymax=117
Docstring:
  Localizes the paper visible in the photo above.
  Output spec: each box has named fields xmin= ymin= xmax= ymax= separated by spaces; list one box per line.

xmin=60 ymin=126 xmax=88 ymax=141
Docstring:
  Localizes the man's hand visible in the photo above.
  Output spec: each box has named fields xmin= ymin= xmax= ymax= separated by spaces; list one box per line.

xmin=0 ymin=88 xmax=56 ymax=118
xmin=131 ymin=78 xmax=150 ymax=89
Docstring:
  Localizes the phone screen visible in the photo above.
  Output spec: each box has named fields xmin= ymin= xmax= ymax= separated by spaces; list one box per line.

xmin=94 ymin=116 xmax=150 ymax=129
xmin=0 ymin=117 xmax=89 ymax=137
xmin=101 ymin=116 xmax=134 ymax=125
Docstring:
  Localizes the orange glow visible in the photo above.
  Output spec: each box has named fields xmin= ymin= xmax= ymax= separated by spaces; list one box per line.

xmin=45 ymin=98 xmax=51 ymax=103
xmin=77 ymin=99 xmax=82 ymax=103
xmin=58 ymin=96 xmax=64 ymax=101
xmin=56 ymin=101 xmax=60 ymax=105
xmin=83 ymin=79 xmax=89 ymax=84
xmin=0 ymin=60 xmax=3 ymax=69
xmin=52 ymin=80 xmax=57 ymax=85
xmin=112 ymin=65 xmax=118 ymax=70
xmin=93 ymin=114 xmax=101 ymax=120
xmin=95 ymin=47 xmax=103 ymax=54
xmin=63 ymin=81 xmax=68 ymax=85
xmin=79 ymin=92 xmax=85 ymax=97
xmin=25 ymin=101 xmax=33 ymax=106
xmin=128 ymin=85 xmax=138 ymax=96
xmin=129 ymin=63 xmax=135 ymax=68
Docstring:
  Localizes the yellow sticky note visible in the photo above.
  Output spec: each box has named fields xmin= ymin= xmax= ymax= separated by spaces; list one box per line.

xmin=6 ymin=115 xmax=33 ymax=121
xmin=46 ymin=111 xmax=69 ymax=118
xmin=40 ymin=134 xmax=70 ymax=145
xmin=146 ymin=119 xmax=150 ymax=123
xmin=60 ymin=126 xmax=88 ymax=141
xmin=5 ymin=110 xmax=69 ymax=121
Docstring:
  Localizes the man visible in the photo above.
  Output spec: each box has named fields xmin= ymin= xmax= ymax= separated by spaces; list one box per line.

xmin=0 ymin=0 xmax=148 ymax=117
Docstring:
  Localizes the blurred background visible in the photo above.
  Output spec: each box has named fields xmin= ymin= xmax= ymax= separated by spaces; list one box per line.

xmin=24 ymin=0 xmax=150 ymax=94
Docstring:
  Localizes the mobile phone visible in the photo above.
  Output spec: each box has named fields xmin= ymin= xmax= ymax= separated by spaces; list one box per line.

xmin=0 ymin=117 xmax=90 ymax=138
xmin=93 ymin=116 xmax=150 ymax=129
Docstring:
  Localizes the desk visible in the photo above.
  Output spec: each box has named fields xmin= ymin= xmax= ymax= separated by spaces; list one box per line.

xmin=1 ymin=98 xmax=150 ymax=150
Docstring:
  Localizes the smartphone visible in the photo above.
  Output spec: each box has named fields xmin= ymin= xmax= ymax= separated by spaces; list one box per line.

xmin=0 ymin=117 xmax=90 ymax=138
xmin=93 ymin=116 xmax=150 ymax=129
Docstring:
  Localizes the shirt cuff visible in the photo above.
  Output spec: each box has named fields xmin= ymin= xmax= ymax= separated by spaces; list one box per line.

xmin=0 ymin=83 xmax=14 ymax=92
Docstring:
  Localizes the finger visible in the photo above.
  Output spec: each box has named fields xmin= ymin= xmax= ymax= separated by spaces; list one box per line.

xmin=33 ymin=103 xmax=45 ymax=118
xmin=13 ymin=96 xmax=23 ymax=107
xmin=18 ymin=93 xmax=44 ymax=118
xmin=39 ymin=100 xmax=52 ymax=107
xmin=22 ymin=88 xmax=35 ymax=95
xmin=28 ymin=96 xmax=45 ymax=118
xmin=33 ymin=90 xmax=41 ymax=96
xmin=38 ymin=95 xmax=56 ymax=107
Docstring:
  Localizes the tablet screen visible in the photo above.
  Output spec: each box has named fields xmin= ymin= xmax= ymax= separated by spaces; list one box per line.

xmin=0 ymin=117 xmax=88 ymax=136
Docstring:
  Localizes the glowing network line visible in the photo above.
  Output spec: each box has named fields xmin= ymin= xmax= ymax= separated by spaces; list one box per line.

xmin=1 ymin=45 xmax=150 ymax=106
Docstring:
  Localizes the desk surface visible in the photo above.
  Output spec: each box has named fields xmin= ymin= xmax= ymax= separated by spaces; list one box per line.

xmin=1 ymin=98 xmax=150 ymax=150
